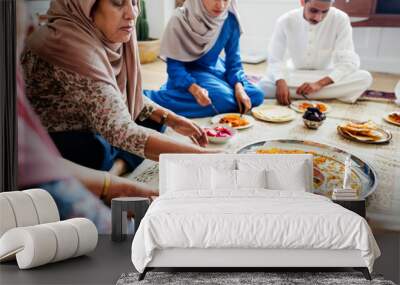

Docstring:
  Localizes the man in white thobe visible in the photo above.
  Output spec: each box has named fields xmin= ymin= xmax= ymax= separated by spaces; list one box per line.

xmin=258 ymin=0 xmax=373 ymax=105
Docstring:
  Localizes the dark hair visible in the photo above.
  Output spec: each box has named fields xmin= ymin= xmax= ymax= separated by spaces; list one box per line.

xmin=90 ymin=0 xmax=100 ymax=17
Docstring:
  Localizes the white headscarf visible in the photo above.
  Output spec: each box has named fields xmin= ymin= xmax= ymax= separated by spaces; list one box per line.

xmin=160 ymin=0 xmax=242 ymax=62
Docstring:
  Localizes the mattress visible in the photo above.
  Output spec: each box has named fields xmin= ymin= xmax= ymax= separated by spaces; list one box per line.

xmin=131 ymin=190 xmax=380 ymax=273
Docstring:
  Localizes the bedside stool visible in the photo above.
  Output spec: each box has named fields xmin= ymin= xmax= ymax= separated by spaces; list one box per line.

xmin=111 ymin=197 xmax=150 ymax=242
xmin=333 ymin=199 xmax=366 ymax=218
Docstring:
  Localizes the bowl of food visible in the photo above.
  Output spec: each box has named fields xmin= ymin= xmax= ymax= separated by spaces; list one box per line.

xmin=303 ymin=107 xmax=326 ymax=129
xmin=204 ymin=124 xmax=236 ymax=144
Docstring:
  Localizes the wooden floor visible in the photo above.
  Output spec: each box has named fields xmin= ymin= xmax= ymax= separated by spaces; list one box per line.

xmin=141 ymin=60 xmax=400 ymax=93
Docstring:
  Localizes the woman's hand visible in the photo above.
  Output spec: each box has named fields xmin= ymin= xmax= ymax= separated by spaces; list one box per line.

xmin=234 ymin=83 xmax=252 ymax=114
xmin=167 ymin=114 xmax=208 ymax=147
xmin=189 ymin=83 xmax=212 ymax=107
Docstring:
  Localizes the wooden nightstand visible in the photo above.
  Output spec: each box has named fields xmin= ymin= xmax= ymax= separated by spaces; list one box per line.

xmin=333 ymin=199 xmax=366 ymax=218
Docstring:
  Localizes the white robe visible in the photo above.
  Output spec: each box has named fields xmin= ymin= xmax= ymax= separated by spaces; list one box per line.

xmin=258 ymin=7 xmax=372 ymax=103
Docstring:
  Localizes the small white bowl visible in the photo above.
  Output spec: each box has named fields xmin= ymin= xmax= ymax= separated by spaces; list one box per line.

xmin=303 ymin=118 xmax=324 ymax=130
xmin=204 ymin=124 xmax=237 ymax=144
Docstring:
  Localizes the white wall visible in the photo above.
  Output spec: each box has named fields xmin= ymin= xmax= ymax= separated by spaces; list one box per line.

xmin=26 ymin=0 xmax=50 ymax=24
xmin=237 ymin=0 xmax=298 ymax=63
xmin=353 ymin=27 xmax=400 ymax=74
xmin=146 ymin=0 xmax=175 ymax=39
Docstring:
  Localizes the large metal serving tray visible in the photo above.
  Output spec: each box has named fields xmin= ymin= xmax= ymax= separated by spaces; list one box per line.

xmin=236 ymin=139 xmax=378 ymax=199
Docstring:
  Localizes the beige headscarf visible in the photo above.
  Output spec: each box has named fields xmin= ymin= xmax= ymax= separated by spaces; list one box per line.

xmin=26 ymin=0 xmax=143 ymax=120
xmin=160 ymin=0 xmax=242 ymax=62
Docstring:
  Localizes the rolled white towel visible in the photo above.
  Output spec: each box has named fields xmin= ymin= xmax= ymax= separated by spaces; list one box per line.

xmin=42 ymin=221 xmax=79 ymax=263
xmin=0 ymin=226 xmax=57 ymax=268
xmin=0 ymin=196 xmax=17 ymax=237
xmin=0 ymin=219 xmax=98 ymax=269
xmin=23 ymin=189 xmax=59 ymax=224
xmin=0 ymin=192 xmax=39 ymax=227
xmin=65 ymin=218 xmax=98 ymax=257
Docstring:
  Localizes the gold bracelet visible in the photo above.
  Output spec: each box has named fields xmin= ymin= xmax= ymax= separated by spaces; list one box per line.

xmin=160 ymin=112 xmax=169 ymax=125
xmin=101 ymin=172 xmax=111 ymax=200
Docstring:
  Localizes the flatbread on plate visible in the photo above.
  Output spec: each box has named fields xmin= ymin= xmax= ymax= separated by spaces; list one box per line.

xmin=252 ymin=105 xmax=296 ymax=123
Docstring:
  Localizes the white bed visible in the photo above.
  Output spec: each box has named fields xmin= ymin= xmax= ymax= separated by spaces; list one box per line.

xmin=131 ymin=154 xmax=380 ymax=280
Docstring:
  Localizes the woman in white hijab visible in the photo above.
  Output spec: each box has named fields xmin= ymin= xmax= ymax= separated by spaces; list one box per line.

xmin=145 ymin=0 xmax=264 ymax=118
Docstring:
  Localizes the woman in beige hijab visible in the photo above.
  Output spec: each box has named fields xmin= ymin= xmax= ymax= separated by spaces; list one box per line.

xmin=22 ymin=0 xmax=215 ymax=176
xmin=144 ymin=0 xmax=264 ymax=118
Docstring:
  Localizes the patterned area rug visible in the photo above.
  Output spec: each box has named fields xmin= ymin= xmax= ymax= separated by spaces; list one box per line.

xmin=127 ymin=99 xmax=400 ymax=231
xmin=360 ymin=90 xmax=397 ymax=103
xmin=116 ymin=271 xmax=395 ymax=285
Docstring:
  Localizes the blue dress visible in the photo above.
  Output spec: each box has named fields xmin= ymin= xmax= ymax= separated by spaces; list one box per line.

xmin=144 ymin=13 xmax=264 ymax=118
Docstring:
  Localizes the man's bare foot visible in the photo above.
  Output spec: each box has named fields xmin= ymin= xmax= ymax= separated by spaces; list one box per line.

xmin=109 ymin=158 xmax=128 ymax=176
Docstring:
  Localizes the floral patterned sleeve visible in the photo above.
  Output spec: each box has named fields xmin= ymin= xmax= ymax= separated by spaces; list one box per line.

xmin=138 ymin=95 xmax=162 ymax=122
xmin=53 ymin=67 xmax=157 ymax=158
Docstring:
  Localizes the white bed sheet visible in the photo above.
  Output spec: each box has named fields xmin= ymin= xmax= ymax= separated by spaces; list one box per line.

xmin=131 ymin=190 xmax=380 ymax=273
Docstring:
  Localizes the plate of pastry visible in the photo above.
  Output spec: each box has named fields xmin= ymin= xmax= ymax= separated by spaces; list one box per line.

xmin=383 ymin=112 xmax=400 ymax=127
xmin=252 ymin=105 xmax=296 ymax=123
xmin=290 ymin=100 xmax=331 ymax=113
xmin=337 ymin=120 xmax=392 ymax=144
xmin=211 ymin=113 xmax=255 ymax=130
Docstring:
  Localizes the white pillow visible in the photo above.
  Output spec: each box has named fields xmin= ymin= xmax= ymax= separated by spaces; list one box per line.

xmin=212 ymin=169 xmax=237 ymax=190
xmin=266 ymin=162 xmax=308 ymax=191
xmin=236 ymin=169 xmax=267 ymax=189
xmin=167 ymin=163 xmax=212 ymax=192
xmin=237 ymin=156 xmax=312 ymax=192
xmin=211 ymin=169 xmax=268 ymax=190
